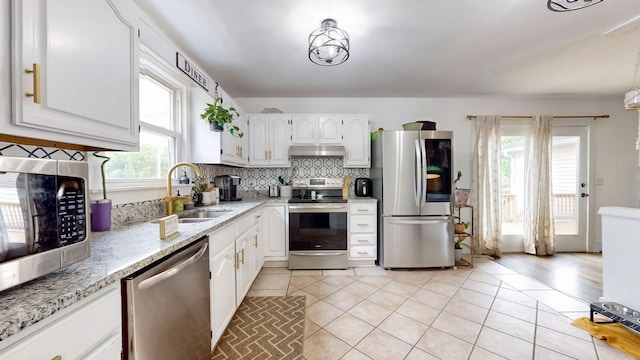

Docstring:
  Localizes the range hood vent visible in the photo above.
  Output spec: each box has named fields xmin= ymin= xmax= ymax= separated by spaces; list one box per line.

xmin=288 ymin=145 xmax=346 ymax=157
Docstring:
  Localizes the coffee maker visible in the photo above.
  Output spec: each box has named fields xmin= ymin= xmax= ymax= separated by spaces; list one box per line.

xmin=213 ymin=175 xmax=242 ymax=201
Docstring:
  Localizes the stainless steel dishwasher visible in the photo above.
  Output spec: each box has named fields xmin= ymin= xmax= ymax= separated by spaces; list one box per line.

xmin=123 ymin=236 xmax=210 ymax=359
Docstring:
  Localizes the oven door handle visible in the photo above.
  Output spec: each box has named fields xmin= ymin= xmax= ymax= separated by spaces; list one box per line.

xmin=289 ymin=205 xmax=348 ymax=212
xmin=290 ymin=251 xmax=345 ymax=256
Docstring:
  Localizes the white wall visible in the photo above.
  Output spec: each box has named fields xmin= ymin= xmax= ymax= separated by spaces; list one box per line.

xmin=236 ymin=96 xmax=639 ymax=251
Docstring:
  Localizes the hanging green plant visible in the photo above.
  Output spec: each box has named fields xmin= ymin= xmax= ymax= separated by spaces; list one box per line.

xmin=200 ymin=97 xmax=244 ymax=138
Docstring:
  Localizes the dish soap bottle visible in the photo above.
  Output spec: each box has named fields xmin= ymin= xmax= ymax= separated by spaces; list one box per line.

xmin=173 ymin=191 xmax=184 ymax=212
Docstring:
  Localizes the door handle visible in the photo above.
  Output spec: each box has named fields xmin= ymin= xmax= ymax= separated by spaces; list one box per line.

xmin=138 ymin=241 xmax=208 ymax=290
xmin=581 ymin=193 xmax=589 ymax=197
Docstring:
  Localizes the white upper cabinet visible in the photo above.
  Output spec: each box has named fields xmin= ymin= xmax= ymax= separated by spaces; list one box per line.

xmin=318 ymin=116 xmax=343 ymax=144
xmin=290 ymin=115 xmax=318 ymax=144
xmin=7 ymin=0 xmax=139 ymax=151
xmin=291 ymin=115 xmax=342 ymax=145
xmin=190 ymin=87 xmax=247 ymax=166
xmin=343 ymin=115 xmax=371 ymax=168
xmin=248 ymin=115 xmax=291 ymax=167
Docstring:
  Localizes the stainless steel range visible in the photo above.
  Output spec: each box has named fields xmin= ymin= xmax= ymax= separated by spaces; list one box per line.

xmin=288 ymin=178 xmax=348 ymax=270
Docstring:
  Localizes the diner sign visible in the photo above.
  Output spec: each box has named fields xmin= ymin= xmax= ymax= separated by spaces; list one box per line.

xmin=176 ymin=52 xmax=209 ymax=91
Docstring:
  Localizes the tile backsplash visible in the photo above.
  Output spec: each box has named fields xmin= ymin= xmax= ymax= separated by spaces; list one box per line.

xmin=196 ymin=157 xmax=370 ymax=191
xmin=0 ymin=142 xmax=370 ymax=225
xmin=0 ymin=142 xmax=85 ymax=161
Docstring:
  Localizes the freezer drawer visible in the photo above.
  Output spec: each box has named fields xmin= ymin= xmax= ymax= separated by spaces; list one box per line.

xmin=381 ymin=216 xmax=454 ymax=268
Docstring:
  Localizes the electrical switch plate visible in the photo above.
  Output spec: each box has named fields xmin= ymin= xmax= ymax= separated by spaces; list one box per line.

xmin=158 ymin=214 xmax=179 ymax=239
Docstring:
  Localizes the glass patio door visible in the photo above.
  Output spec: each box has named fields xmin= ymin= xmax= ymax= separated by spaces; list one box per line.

xmin=500 ymin=125 xmax=589 ymax=252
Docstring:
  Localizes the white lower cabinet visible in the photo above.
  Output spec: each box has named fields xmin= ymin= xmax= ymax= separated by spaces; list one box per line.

xmin=209 ymin=222 xmax=237 ymax=348
xmin=0 ymin=283 xmax=121 ymax=360
xmin=348 ymin=201 xmax=378 ymax=261
xmin=210 ymin=208 xmax=265 ymax=348
xmin=235 ymin=228 xmax=253 ymax=303
xmin=262 ymin=204 xmax=288 ymax=260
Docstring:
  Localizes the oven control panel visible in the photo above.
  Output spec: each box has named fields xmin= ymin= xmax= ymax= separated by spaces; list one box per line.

xmin=292 ymin=177 xmax=344 ymax=189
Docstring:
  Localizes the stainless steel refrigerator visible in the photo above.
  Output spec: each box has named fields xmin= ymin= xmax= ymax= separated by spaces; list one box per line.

xmin=372 ymin=130 xmax=455 ymax=268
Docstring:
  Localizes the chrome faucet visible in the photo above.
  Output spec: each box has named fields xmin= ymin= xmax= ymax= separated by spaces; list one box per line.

xmin=166 ymin=162 xmax=202 ymax=215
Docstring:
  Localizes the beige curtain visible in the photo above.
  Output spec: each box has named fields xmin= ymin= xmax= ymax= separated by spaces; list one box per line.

xmin=523 ymin=115 xmax=556 ymax=255
xmin=471 ymin=116 xmax=502 ymax=258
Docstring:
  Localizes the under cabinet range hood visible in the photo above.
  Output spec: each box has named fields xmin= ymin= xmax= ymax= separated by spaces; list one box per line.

xmin=288 ymin=145 xmax=346 ymax=157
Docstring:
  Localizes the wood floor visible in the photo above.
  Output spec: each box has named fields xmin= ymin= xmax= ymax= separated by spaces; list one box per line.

xmin=493 ymin=253 xmax=602 ymax=304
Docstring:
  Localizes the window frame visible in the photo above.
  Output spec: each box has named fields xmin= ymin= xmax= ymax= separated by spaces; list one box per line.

xmin=104 ymin=52 xmax=188 ymax=192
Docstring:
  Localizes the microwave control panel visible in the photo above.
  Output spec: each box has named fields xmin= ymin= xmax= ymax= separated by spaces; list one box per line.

xmin=57 ymin=177 xmax=87 ymax=244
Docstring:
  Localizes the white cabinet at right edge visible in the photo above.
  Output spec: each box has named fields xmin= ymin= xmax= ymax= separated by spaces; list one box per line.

xmin=342 ymin=115 xmax=371 ymax=168
xmin=348 ymin=200 xmax=378 ymax=265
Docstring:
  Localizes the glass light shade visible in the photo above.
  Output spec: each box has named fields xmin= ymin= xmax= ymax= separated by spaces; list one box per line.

xmin=547 ymin=0 xmax=604 ymax=12
xmin=308 ymin=19 xmax=350 ymax=66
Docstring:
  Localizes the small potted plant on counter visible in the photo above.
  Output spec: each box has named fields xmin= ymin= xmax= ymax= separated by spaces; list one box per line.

xmin=91 ymin=152 xmax=112 ymax=232
xmin=200 ymin=97 xmax=244 ymax=138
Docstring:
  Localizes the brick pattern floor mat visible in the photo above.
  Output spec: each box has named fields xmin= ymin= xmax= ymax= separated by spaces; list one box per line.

xmin=212 ymin=296 xmax=305 ymax=360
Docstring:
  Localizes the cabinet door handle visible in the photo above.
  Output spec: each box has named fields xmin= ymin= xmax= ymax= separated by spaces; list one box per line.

xmin=268 ymin=150 xmax=272 ymax=160
xmin=253 ymin=234 xmax=258 ymax=247
xmin=25 ymin=63 xmax=41 ymax=104
xmin=241 ymin=248 xmax=245 ymax=264
xmin=234 ymin=252 xmax=239 ymax=269
xmin=51 ymin=356 xmax=62 ymax=360
xmin=265 ymin=150 xmax=268 ymax=160
xmin=346 ymin=150 xmax=349 ymax=160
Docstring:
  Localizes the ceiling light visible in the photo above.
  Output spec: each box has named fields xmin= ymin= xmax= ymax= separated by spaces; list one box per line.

xmin=547 ymin=0 xmax=604 ymax=12
xmin=308 ymin=19 xmax=349 ymax=66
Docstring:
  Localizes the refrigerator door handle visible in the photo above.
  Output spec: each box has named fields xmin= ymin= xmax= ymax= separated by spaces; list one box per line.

xmin=414 ymin=139 xmax=422 ymax=206
xmin=420 ymin=137 xmax=428 ymax=206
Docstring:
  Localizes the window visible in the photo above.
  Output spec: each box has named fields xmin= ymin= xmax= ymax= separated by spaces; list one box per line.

xmin=104 ymin=58 xmax=184 ymax=184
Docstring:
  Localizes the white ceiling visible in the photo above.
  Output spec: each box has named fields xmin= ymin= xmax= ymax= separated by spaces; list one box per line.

xmin=134 ymin=0 xmax=640 ymax=98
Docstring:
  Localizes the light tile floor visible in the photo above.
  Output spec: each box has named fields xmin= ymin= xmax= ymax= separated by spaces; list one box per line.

xmin=246 ymin=259 xmax=635 ymax=360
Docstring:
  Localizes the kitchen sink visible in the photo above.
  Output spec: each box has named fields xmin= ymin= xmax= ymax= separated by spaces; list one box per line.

xmin=177 ymin=218 xmax=217 ymax=223
xmin=180 ymin=208 xmax=233 ymax=219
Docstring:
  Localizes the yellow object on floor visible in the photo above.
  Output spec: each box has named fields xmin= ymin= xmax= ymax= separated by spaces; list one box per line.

xmin=572 ymin=317 xmax=640 ymax=358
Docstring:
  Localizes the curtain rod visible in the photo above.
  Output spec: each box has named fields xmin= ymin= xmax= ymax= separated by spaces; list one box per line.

xmin=466 ymin=114 xmax=609 ymax=120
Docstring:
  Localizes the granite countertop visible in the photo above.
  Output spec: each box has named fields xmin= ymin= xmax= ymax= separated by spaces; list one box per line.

xmin=0 ymin=194 xmax=378 ymax=341
xmin=0 ymin=199 xmax=266 ymax=341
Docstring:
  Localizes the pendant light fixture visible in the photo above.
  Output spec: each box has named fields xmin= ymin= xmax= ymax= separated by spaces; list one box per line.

xmin=547 ymin=0 xmax=604 ymax=12
xmin=308 ymin=18 xmax=350 ymax=66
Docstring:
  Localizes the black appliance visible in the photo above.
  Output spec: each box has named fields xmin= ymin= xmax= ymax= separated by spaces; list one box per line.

xmin=288 ymin=177 xmax=348 ymax=270
xmin=355 ymin=178 xmax=372 ymax=197
xmin=0 ymin=156 xmax=90 ymax=292
xmin=213 ymin=175 xmax=242 ymax=201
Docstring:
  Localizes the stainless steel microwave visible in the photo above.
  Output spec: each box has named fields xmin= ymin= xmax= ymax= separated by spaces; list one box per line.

xmin=0 ymin=156 xmax=90 ymax=292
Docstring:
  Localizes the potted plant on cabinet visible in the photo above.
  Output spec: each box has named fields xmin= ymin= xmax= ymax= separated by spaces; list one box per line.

xmin=91 ymin=152 xmax=112 ymax=232
xmin=200 ymin=97 xmax=244 ymax=138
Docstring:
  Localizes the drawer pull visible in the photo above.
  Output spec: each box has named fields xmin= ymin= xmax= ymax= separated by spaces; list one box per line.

xmin=358 ymin=209 xmax=368 ymax=212
xmin=358 ymin=223 xmax=368 ymax=226
xmin=52 ymin=356 xmax=62 ymax=360
xmin=357 ymin=251 xmax=368 ymax=255
xmin=357 ymin=239 xmax=368 ymax=243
